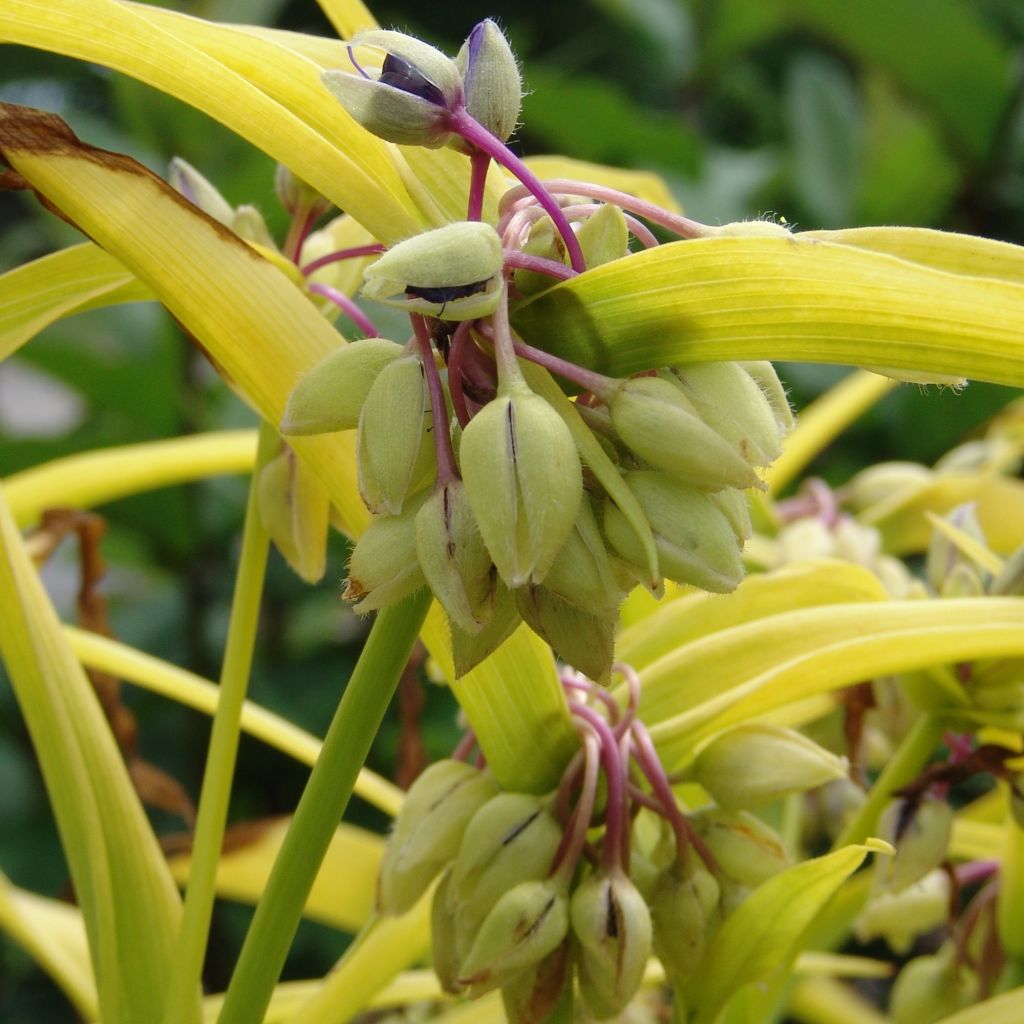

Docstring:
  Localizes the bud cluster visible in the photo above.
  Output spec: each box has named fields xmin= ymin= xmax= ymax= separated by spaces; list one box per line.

xmin=374 ymin=664 xmax=851 ymax=1020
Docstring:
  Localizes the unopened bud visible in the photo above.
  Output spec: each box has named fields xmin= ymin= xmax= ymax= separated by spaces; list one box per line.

xmin=854 ymin=869 xmax=950 ymax=954
xmin=571 ymin=868 xmax=652 ymax=1018
xmin=604 ymin=472 xmax=744 ymax=593
xmin=231 ymin=204 xmax=277 ymax=249
xmin=608 ymin=375 xmax=761 ymax=491
xmin=650 ymin=859 xmax=720 ymax=982
xmin=281 ymin=338 xmax=404 ymax=436
xmin=500 ymin=942 xmax=570 ymax=1024
xmin=926 ymin=503 xmax=990 ymax=595
xmin=169 ymin=157 xmax=234 ymax=224
xmin=873 ymin=795 xmax=953 ymax=894
xmin=343 ymin=497 xmax=428 ymax=613
xmin=431 ymin=869 xmax=463 ymax=994
xmin=450 ymin=580 xmax=521 ymax=678
xmin=577 ymin=202 xmax=629 ymax=267
xmin=454 ymin=20 xmax=522 ymax=147
xmin=274 ymin=164 xmax=330 ymax=218
xmin=322 ymin=30 xmax=462 ymax=147
xmin=458 ymin=878 xmax=569 ymax=995
xmin=691 ymin=808 xmax=790 ymax=887
xmin=693 ymin=725 xmax=849 ymax=810
xmin=460 ymin=387 xmax=583 ymax=587
xmin=738 ymin=361 xmax=794 ymax=431
xmin=357 ymin=354 xmax=436 ymax=515
xmin=708 ymin=487 xmax=752 ymax=543
xmin=378 ymin=759 xmax=498 ymax=914
xmin=890 ymin=946 xmax=977 ymax=1024
xmin=362 ymin=221 xmax=504 ymax=320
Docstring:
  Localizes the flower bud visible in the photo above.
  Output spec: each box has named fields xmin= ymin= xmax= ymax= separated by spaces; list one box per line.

xmin=608 ymin=375 xmax=761 ymax=491
xmin=690 ymin=808 xmax=790 ymax=887
xmin=571 ymin=868 xmax=652 ymax=1019
xmin=650 ymin=859 xmax=720 ymax=981
xmin=377 ymin=759 xmax=498 ymax=914
xmin=500 ymin=943 xmax=570 ymax=1024
xmin=450 ymin=580 xmax=521 ymax=677
xmin=662 ymin=362 xmax=785 ymax=467
xmin=511 ymin=217 xmax=562 ymax=296
xmin=738 ymin=361 xmax=794 ymax=432
xmin=873 ymin=795 xmax=953 ymax=894
xmin=854 ymin=869 xmax=950 ymax=954
xmin=460 ymin=388 xmax=583 ymax=588
xmin=692 ymin=725 xmax=849 ymax=810
xmin=168 ymin=157 xmax=234 ymax=225
xmin=231 ymin=204 xmax=276 ymax=249
xmin=362 ymin=221 xmax=504 ymax=320
xmin=343 ymin=497 xmax=428 ymax=613
xmin=322 ymin=30 xmax=462 ymax=147
xmin=454 ymin=20 xmax=522 ymax=147
xmin=603 ymin=472 xmax=744 ymax=593
xmin=889 ymin=946 xmax=977 ymax=1024
xmin=577 ymin=201 xmax=630 ymax=267
xmin=357 ymin=354 xmax=436 ymax=515
xmin=415 ymin=480 xmax=496 ymax=633
xmin=431 ymin=869 xmax=463 ymax=994
xmin=708 ymin=486 xmax=752 ymax=543
xmin=458 ymin=878 xmax=570 ymax=995
xmin=281 ymin=338 xmax=404 ymax=436
xmin=274 ymin=164 xmax=330 ymax=218
xmin=925 ymin=502 xmax=990 ymax=594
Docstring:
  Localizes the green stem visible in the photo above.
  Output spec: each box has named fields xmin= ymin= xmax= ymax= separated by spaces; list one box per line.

xmin=215 ymin=588 xmax=432 ymax=1024
xmin=161 ymin=421 xmax=278 ymax=1024
xmin=833 ymin=714 xmax=945 ymax=850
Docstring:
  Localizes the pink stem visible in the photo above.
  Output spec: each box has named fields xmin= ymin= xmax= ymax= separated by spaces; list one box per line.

xmin=510 ymin=335 xmax=612 ymax=397
xmin=452 ymin=730 xmax=478 ymax=762
xmin=447 ymin=108 xmax=586 ymax=273
xmin=562 ymin=677 xmax=620 ymax=724
xmin=551 ymin=729 xmax=600 ymax=881
xmin=467 ymin=151 xmax=490 ymax=221
xmin=307 ymin=282 xmax=377 ymax=337
xmin=503 ymin=248 xmax=577 ymax=281
xmin=446 ymin=320 xmax=475 ymax=428
xmin=410 ymin=314 xmax=459 ymax=484
xmin=612 ymin=662 xmax=641 ymax=739
xmin=571 ymin=703 xmax=627 ymax=872
xmin=955 ymin=859 xmax=1000 ymax=888
xmin=283 ymin=202 xmax=322 ymax=262
xmin=300 ymin=243 xmax=385 ymax=276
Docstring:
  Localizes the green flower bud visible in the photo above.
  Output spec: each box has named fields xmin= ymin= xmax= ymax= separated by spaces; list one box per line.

xmin=662 ymin=361 xmax=785 ymax=467
xmin=577 ymin=201 xmax=630 ymax=267
xmin=415 ymin=480 xmax=496 ymax=633
xmin=603 ymin=472 xmax=744 ymax=593
xmin=708 ymin=487 xmax=752 ymax=543
xmin=168 ymin=157 xmax=234 ymax=225
xmin=281 ymin=338 xmax=404 ymax=436
xmin=512 ymin=217 xmax=561 ymax=296
xmin=450 ymin=792 xmax=563 ymax=952
xmin=322 ymin=30 xmax=462 ymax=148
xmin=377 ymin=759 xmax=498 ymax=915
xmin=274 ymin=164 xmax=330 ymax=218
xmin=362 ymin=222 xmax=504 ymax=320
xmin=925 ymin=502 xmax=989 ymax=594
xmin=738 ymin=361 xmax=795 ymax=432
xmin=431 ymin=869 xmax=463 ymax=994
xmin=692 ymin=725 xmax=849 ymax=810
xmin=873 ymin=796 xmax=953 ymax=895
xmin=458 ymin=878 xmax=569 ymax=995
xmin=257 ymin=447 xmax=330 ymax=583
xmin=889 ymin=946 xmax=977 ymax=1024
xmin=992 ymin=543 xmax=1024 ymax=596
xmin=608 ymin=375 xmax=761 ymax=491
xmin=690 ymin=808 xmax=790 ymax=888
xmin=650 ymin=859 xmax=720 ymax=982
xmin=231 ymin=204 xmax=277 ymax=249
xmin=571 ymin=868 xmax=652 ymax=1019
xmin=450 ymin=580 xmax=522 ymax=677
xmin=454 ymin=20 xmax=522 ymax=147
xmin=500 ymin=942 xmax=570 ymax=1024
xmin=357 ymin=354 xmax=436 ymax=515
xmin=460 ymin=388 xmax=583 ymax=588
xmin=343 ymin=497 xmax=428 ymax=613
xmin=854 ymin=870 xmax=950 ymax=954
xmin=515 ymin=585 xmax=615 ymax=683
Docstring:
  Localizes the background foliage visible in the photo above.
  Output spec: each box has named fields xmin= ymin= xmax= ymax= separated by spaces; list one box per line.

xmin=1 ymin=0 xmax=1022 ymax=1018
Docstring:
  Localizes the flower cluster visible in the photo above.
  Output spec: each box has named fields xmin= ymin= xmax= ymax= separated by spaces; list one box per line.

xmin=278 ymin=22 xmax=792 ymax=678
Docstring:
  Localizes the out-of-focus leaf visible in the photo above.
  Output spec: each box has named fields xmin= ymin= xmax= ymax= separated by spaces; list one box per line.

xmin=0 ymin=483 xmax=191 ymax=1022
xmin=933 ymin=986 xmax=1024 ymax=1024
xmin=525 ymin=154 xmax=682 ymax=212
xmin=512 ymin=235 xmax=1024 ymax=388
xmin=688 ymin=843 xmax=877 ymax=1024
xmin=314 ymin=0 xmax=378 ymax=38
xmin=784 ymin=53 xmax=861 ymax=228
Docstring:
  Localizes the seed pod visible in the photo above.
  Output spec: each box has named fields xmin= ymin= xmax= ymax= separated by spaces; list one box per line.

xmin=500 ymin=941 xmax=570 ymax=1024
xmin=571 ymin=868 xmax=652 ymax=1019
xmin=607 ymin=375 xmax=761 ymax=491
xmin=650 ymin=859 xmax=720 ymax=981
xmin=322 ymin=30 xmax=462 ymax=147
xmin=873 ymin=795 xmax=953 ymax=895
xmin=377 ymin=759 xmax=498 ymax=915
xmin=281 ymin=338 xmax=405 ymax=436
xmin=662 ymin=362 xmax=785 ymax=467
xmin=454 ymin=19 xmax=522 ymax=148
xmin=343 ymin=497 xmax=428 ymax=613
xmin=460 ymin=387 xmax=583 ymax=587
xmin=603 ymin=472 xmax=744 ymax=593
xmin=362 ymin=221 xmax=504 ymax=320
xmin=357 ymin=354 xmax=435 ymax=515
xmin=415 ymin=480 xmax=496 ymax=633
xmin=690 ymin=808 xmax=790 ymax=888
xmin=458 ymin=878 xmax=570 ymax=996
xmin=692 ymin=724 xmax=849 ymax=810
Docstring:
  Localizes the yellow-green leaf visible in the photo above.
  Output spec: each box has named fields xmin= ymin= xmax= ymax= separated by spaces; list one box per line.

xmin=933 ymin=986 xmax=1024 ymax=1024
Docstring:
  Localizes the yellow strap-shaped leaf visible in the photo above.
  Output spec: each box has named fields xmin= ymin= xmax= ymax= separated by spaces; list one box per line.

xmin=933 ymin=986 xmax=1024 ymax=1024
xmin=688 ymin=844 xmax=873 ymax=1024
xmin=0 ymin=482 xmax=190 ymax=1022
xmin=315 ymin=0 xmax=378 ymax=38
xmin=0 ymin=241 xmax=151 ymax=363
xmin=788 ymin=976 xmax=888 ymax=1024
xmin=0 ymin=0 xmax=419 ymax=244
xmin=512 ymin=235 xmax=1024 ymax=387
xmin=0 ymin=871 xmax=96 ymax=1020
xmin=168 ymin=819 xmax=383 ymax=932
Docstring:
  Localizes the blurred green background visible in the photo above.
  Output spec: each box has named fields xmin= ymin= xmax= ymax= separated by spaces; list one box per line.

xmin=1 ymin=0 xmax=1022 ymax=1017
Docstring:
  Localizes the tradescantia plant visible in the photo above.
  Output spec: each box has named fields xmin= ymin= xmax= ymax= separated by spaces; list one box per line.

xmin=2 ymin=2 xmax=1024 ymax=1023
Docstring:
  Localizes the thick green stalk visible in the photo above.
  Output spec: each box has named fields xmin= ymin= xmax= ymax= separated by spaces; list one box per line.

xmin=160 ymin=421 xmax=277 ymax=1024
xmin=832 ymin=714 xmax=945 ymax=849
xmin=216 ymin=588 xmax=432 ymax=1024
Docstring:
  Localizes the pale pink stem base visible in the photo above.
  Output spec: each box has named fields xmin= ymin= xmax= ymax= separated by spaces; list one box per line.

xmin=306 ymin=282 xmax=377 ymax=337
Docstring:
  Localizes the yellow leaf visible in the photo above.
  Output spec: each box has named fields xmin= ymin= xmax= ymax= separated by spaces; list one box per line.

xmin=315 ymin=0 xmax=379 ymax=38
xmin=932 ymin=986 xmax=1024 ymax=1024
